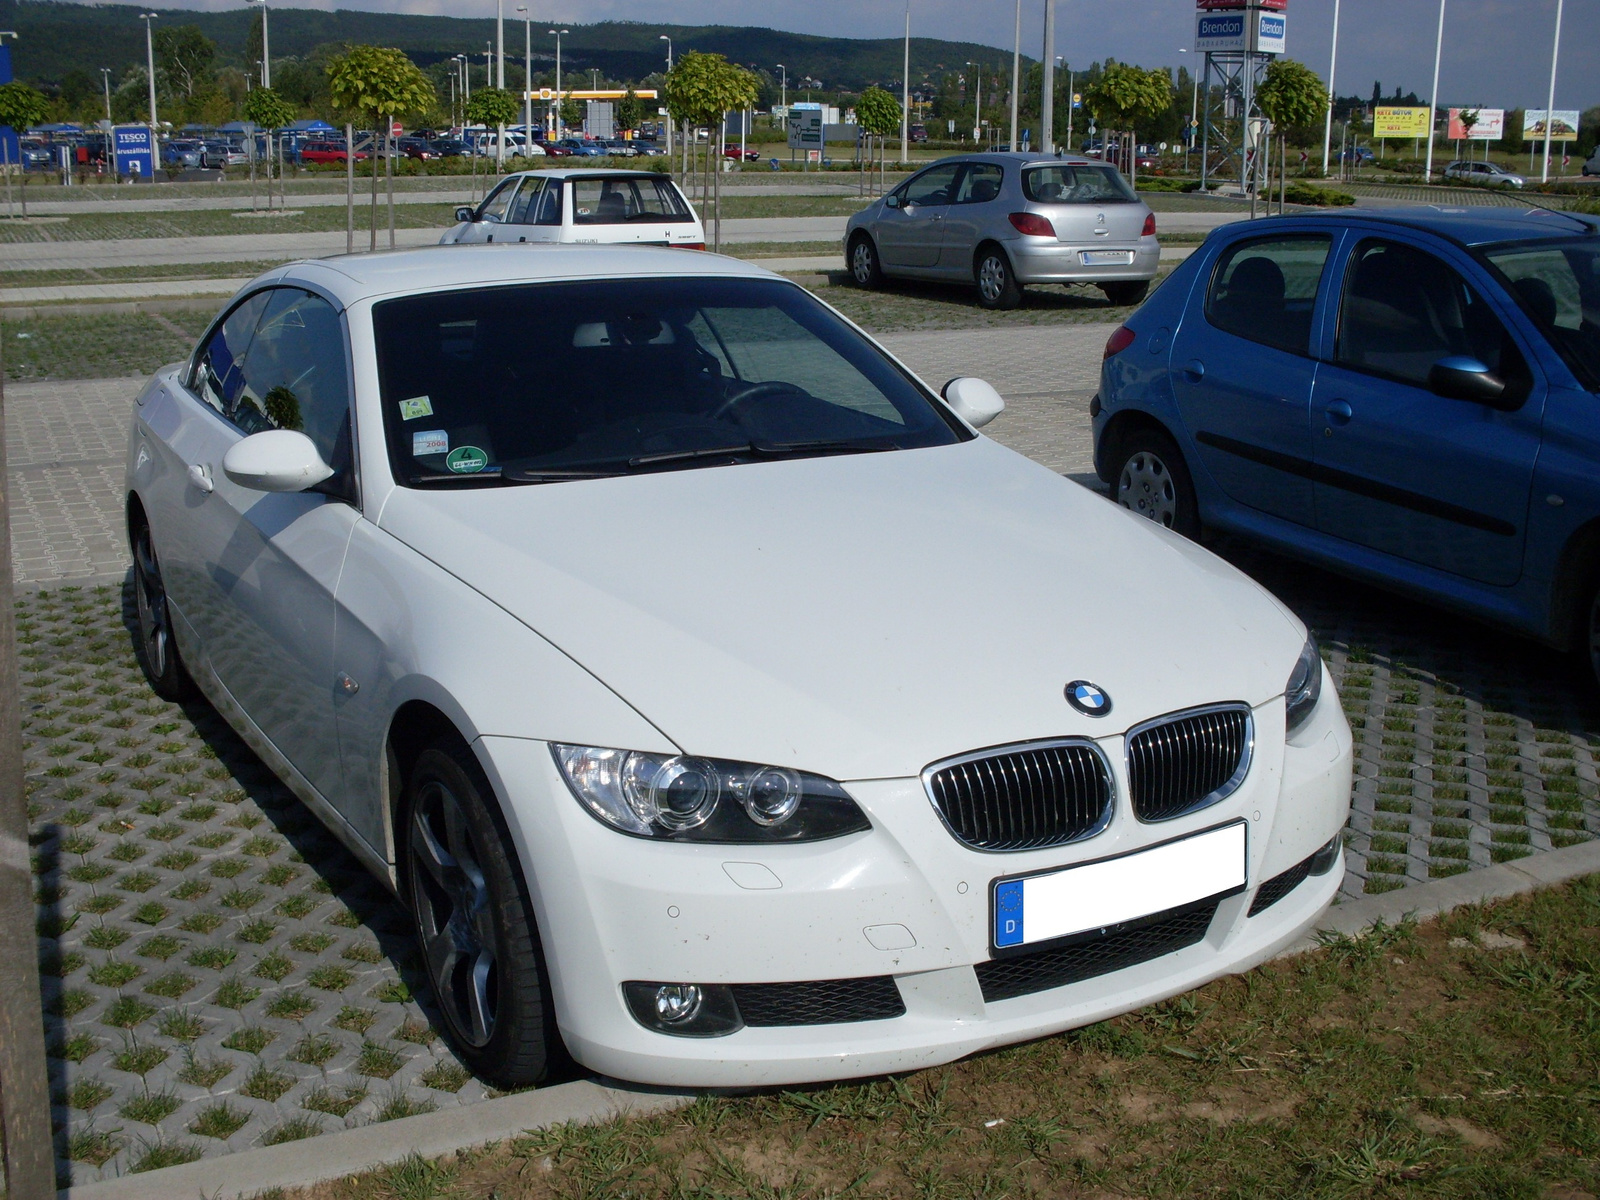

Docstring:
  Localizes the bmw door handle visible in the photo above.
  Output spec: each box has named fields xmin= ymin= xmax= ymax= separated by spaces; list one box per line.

xmin=187 ymin=463 xmax=214 ymax=494
xmin=1324 ymin=400 xmax=1353 ymax=428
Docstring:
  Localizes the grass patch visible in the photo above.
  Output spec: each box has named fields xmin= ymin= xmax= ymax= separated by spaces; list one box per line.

xmin=303 ymin=1083 xmax=367 ymax=1118
xmin=189 ymin=1100 xmax=249 ymax=1140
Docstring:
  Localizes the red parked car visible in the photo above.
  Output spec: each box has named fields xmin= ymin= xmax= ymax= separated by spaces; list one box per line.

xmin=533 ymin=141 xmax=573 ymax=157
xmin=723 ymin=144 xmax=760 ymax=162
xmin=299 ymin=141 xmax=368 ymax=165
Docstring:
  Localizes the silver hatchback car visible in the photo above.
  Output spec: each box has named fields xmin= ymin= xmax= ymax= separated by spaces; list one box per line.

xmin=845 ymin=153 xmax=1159 ymax=309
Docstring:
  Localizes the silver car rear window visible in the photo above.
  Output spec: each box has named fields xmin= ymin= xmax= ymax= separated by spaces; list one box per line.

xmin=1022 ymin=165 xmax=1136 ymax=204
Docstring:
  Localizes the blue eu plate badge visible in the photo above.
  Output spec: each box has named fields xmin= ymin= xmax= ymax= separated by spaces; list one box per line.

xmin=994 ymin=879 xmax=1025 ymax=947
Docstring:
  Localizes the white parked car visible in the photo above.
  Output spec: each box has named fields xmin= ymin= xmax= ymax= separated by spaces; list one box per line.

xmin=125 ymin=245 xmax=1351 ymax=1088
xmin=440 ymin=168 xmax=705 ymax=248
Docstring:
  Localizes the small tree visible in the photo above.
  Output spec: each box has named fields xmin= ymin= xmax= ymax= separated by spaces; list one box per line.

xmin=663 ymin=52 xmax=758 ymax=247
xmin=855 ymin=85 xmax=902 ymax=195
xmin=242 ymin=87 xmax=295 ymax=211
xmin=154 ymin=25 xmax=216 ymax=102
xmin=1257 ymin=59 xmax=1327 ymax=207
xmin=468 ymin=86 xmax=519 ymax=170
xmin=615 ymin=87 xmax=643 ymax=135
xmin=327 ymin=45 xmax=436 ymax=250
xmin=1083 ymin=63 xmax=1171 ymax=186
xmin=0 ymin=82 xmax=48 ymax=217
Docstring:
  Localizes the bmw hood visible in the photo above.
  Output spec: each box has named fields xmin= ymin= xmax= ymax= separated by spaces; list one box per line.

xmin=378 ymin=438 xmax=1307 ymax=781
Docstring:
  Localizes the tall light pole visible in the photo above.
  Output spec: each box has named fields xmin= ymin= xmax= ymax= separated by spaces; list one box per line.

xmin=1064 ymin=61 xmax=1074 ymax=152
xmin=140 ymin=10 xmax=158 ymax=171
xmin=1423 ymin=0 xmax=1445 ymax=182
xmin=1320 ymin=0 xmax=1340 ymax=175
xmin=1040 ymin=0 xmax=1056 ymax=154
xmin=776 ymin=63 xmax=787 ymax=109
xmin=900 ymin=1 xmax=910 ymax=164
xmin=248 ymin=0 xmax=270 ymax=88
xmin=1008 ymin=0 xmax=1020 ymax=151
xmin=516 ymin=7 xmax=531 ymax=142
xmin=660 ymin=36 xmax=672 ymax=158
xmin=1540 ymin=0 xmax=1564 ymax=183
xmin=496 ymin=0 xmax=505 ymax=90
xmin=1179 ymin=48 xmax=1196 ymax=168
xmin=101 ymin=67 xmax=113 ymax=127
xmin=966 ymin=61 xmax=981 ymax=143
xmin=549 ymin=29 xmax=568 ymax=136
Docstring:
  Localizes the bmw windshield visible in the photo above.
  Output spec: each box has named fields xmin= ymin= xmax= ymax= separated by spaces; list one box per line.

xmin=372 ymin=276 xmax=967 ymax=486
xmin=1481 ymin=235 xmax=1600 ymax=391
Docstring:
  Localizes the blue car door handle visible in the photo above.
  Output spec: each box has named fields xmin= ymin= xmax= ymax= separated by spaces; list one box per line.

xmin=1183 ymin=359 xmax=1205 ymax=381
xmin=1324 ymin=400 xmax=1353 ymax=428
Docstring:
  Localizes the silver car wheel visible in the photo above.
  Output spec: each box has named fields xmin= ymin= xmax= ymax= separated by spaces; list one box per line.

xmin=409 ymin=780 xmax=500 ymax=1049
xmin=978 ymin=255 xmax=1007 ymax=303
xmin=851 ymin=240 xmax=874 ymax=284
xmin=1118 ymin=451 xmax=1177 ymax=528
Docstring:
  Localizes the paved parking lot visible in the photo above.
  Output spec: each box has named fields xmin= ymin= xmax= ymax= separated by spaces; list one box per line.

xmin=14 ymin=322 xmax=1598 ymax=1183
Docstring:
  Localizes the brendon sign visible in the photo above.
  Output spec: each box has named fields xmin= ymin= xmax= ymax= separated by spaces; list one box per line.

xmin=1195 ymin=8 xmax=1286 ymax=53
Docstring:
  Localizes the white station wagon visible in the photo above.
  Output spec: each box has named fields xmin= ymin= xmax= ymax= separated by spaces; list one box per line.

xmin=440 ymin=168 xmax=706 ymax=249
xmin=125 ymin=245 xmax=1351 ymax=1087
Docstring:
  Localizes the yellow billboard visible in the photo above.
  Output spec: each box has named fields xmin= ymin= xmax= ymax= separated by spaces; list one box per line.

xmin=1372 ymin=106 xmax=1432 ymax=138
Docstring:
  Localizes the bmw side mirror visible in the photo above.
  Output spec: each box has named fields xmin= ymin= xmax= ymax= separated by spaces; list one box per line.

xmin=222 ymin=430 xmax=335 ymax=493
xmin=455 ymin=206 xmax=476 ymax=223
xmin=1427 ymin=356 xmax=1512 ymax=408
xmin=884 ymin=194 xmax=901 ymax=208
xmin=942 ymin=377 xmax=1005 ymax=428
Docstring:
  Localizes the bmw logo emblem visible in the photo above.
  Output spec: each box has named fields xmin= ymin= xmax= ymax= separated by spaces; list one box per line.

xmin=1065 ymin=680 xmax=1112 ymax=717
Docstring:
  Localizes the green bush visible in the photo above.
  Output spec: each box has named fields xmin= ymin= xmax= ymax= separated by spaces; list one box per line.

xmin=1284 ymin=182 xmax=1355 ymax=207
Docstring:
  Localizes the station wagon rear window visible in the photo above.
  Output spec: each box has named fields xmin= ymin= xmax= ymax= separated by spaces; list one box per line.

xmin=571 ymin=177 xmax=691 ymax=224
xmin=1022 ymin=165 xmax=1136 ymax=204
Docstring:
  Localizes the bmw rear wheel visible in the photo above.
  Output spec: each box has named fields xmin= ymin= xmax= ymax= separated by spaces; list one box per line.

xmin=1113 ymin=428 xmax=1200 ymax=539
xmin=975 ymin=246 xmax=1023 ymax=310
xmin=403 ymin=739 xmax=558 ymax=1086
xmin=850 ymin=235 xmax=884 ymax=288
xmin=131 ymin=518 xmax=196 ymax=701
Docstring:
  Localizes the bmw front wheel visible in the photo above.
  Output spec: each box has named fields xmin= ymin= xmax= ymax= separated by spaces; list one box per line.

xmin=131 ymin=517 xmax=196 ymax=700
xmin=404 ymin=739 xmax=559 ymax=1086
xmin=1113 ymin=429 xmax=1200 ymax=539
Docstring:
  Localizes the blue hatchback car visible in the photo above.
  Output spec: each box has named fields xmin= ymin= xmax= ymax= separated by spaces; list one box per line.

xmin=1092 ymin=207 xmax=1600 ymax=682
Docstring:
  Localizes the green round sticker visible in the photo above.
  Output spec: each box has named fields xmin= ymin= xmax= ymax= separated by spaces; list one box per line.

xmin=445 ymin=446 xmax=488 ymax=474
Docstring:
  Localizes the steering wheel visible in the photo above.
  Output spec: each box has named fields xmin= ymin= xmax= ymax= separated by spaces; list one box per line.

xmin=708 ymin=379 xmax=805 ymax=422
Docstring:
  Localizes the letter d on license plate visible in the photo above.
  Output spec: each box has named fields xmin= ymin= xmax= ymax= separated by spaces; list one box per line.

xmin=992 ymin=821 xmax=1247 ymax=951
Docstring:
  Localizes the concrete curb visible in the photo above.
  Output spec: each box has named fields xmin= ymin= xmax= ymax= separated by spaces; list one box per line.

xmin=59 ymin=1079 xmax=695 ymax=1200
xmin=56 ymin=840 xmax=1600 ymax=1199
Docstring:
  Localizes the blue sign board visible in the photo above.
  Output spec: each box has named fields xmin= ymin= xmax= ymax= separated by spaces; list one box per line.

xmin=114 ymin=126 xmax=154 ymax=179
xmin=0 ymin=44 xmax=17 ymax=167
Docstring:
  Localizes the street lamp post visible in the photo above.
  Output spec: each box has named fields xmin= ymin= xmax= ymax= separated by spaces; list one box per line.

xmin=1423 ymin=0 xmax=1445 ymax=183
xmin=1540 ymin=0 xmax=1565 ymax=184
xmin=1064 ymin=61 xmax=1073 ymax=152
xmin=1040 ymin=0 xmax=1056 ymax=154
xmin=965 ymin=61 xmax=981 ymax=143
xmin=1009 ymin=0 xmax=1020 ymax=151
xmin=1320 ymin=0 xmax=1340 ymax=175
xmin=248 ymin=0 xmax=270 ymax=88
xmin=101 ymin=67 xmax=113 ymax=127
xmin=140 ymin=11 xmax=158 ymax=181
xmin=660 ymin=36 xmax=672 ymax=159
xmin=1179 ymin=49 xmax=1196 ymax=169
xmin=517 ymin=8 xmax=532 ymax=148
xmin=901 ymin=1 xmax=910 ymax=164
xmin=776 ymin=63 xmax=787 ymax=109
xmin=496 ymin=0 xmax=505 ymax=90
xmin=549 ymin=29 xmax=568 ymax=137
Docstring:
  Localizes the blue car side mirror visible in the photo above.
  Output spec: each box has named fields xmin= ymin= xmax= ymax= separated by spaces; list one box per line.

xmin=1427 ymin=356 xmax=1514 ymax=409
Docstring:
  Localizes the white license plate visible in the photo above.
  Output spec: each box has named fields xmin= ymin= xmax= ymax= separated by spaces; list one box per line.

xmin=992 ymin=822 xmax=1247 ymax=951
xmin=1081 ymin=250 xmax=1134 ymax=265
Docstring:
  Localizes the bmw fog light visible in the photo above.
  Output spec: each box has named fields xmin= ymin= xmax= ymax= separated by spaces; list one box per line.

xmin=623 ymin=981 xmax=743 ymax=1037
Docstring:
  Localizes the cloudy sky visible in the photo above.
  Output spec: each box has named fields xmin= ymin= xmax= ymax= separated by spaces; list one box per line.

xmin=155 ymin=0 xmax=1594 ymax=111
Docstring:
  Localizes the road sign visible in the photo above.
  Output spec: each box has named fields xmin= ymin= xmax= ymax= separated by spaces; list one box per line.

xmin=113 ymin=126 xmax=154 ymax=178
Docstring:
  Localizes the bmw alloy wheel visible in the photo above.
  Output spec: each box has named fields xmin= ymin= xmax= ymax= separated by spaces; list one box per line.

xmin=1118 ymin=450 xmax=1178 ymax=528
xmin=409 ymin=778 xmax=501 ymax=1048
xmin=133 ymin=527 xmax=171 ymax=680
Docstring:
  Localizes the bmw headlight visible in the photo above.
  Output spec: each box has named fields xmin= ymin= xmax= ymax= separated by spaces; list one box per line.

xmin=551 ymin=745 xmax=871 ymax=843
xmin=1284 ymin=636 xmax=1323 ymax=736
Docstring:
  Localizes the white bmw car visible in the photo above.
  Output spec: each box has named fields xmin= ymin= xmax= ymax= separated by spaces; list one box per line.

xmin=125 ymin=245 xmax=1351 ymax=1088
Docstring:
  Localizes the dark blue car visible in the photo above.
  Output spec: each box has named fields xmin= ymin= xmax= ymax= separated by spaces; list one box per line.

xmin=1093 ymin=207 xmax=1600 ymax=682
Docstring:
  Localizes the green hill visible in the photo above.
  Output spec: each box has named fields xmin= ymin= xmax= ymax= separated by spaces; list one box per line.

xmin=0 ymin=0 xmax=1020 ymax=94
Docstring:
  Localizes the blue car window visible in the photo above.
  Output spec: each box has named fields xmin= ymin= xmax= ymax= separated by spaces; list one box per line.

xmin=1336 ymin=239 xmax=1527 ymax=397
xmin=1205 ymin=235 xmax=1331 ymax=356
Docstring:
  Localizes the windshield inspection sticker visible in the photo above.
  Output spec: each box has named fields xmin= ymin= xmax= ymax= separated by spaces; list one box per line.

xmin=398 ymin=395 xmax=434 ymax=420
xmin=445 ymin=446 xmax=488 ymax=474
xmin=412 ymin=429 xmax=449 ymax=457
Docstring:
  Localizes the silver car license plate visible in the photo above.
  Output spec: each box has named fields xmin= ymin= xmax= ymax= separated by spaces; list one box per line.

xmin=1080 ymin=250 xmax=1135 ymax=265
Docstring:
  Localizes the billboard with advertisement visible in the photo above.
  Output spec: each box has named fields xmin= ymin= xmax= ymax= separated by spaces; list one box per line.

xmin=1196 ymin=8 xmax=1284 ymax=53
xmin=1372 ymin=106 xmax=1432 ymax=138
xmin=1523 ymin=109 xmax=1579 ymax=141
xmin=1446 ymin=108 xmax=1504 ymax=140
xmin=1253 ymin=10 xmax=1286 ymax=53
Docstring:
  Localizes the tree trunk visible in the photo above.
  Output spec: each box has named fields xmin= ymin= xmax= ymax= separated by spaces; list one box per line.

xmin=3 ymin=141 xmax=13 ymax=220
xmin=249 ymin=133 xmax=257 ymax=212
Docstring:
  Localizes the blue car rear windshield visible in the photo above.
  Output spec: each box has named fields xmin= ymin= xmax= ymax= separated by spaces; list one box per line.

xmin=372 ymin=276 xmax=967 ymax=486
xmin=1481 ymin=236 xmax=1600 ymax=391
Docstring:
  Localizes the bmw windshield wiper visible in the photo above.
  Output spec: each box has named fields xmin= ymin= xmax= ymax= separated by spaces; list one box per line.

xmin=500 ymin=466 xmax=626 ymax=483
xmin=751 ymin=438 xmax=897 ymax=456
xmin=627 ymin=443 xmax=753 ymax=467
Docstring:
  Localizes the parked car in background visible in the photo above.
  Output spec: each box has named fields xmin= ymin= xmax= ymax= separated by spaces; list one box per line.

xmin=162 ymin=139 xmax=206 ymax=168
xmin=426 ymin=138 xmax=469 ymax=158
xmin=723 ymin=144 xmax=760 ymax=162
xmin=846 ymin=153 xmax=1159 ymax=310
xmin=126 ymin=243 xmax=1348 ymax=1088
xmin=300 ymin=140 xmax=367 ymax=165
xmin=440 ymin=168 xmax=705 ymax=248
xmin=631 ymin=140 xmax=666 ymax=157
xmin=1340 ymin=146 xmax=1375 ymax=165
xmin=397 ymin=136 xmax=439 ymax=160
xmin=1443 ymin=160 xmax=1526 ymax=188
xmin=909 ymin=123 xmax=929 ymax=143
xmin=203 ymin=140 xmax=248 ymax=167
xmin=534 ymin=141 xmax=573 ymax=157
xmin=601 ymin=138 xmax=637 ymax=157
xmin=17 ymin=138 xmax=51 ymax=170
xmin=1094 ymin=207 xmax=1600 ymax=685
xmin=557 ymin=138 xmax=607 ymax=157
xmin=1584 ymin=147 xmax=1600 ymax=176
